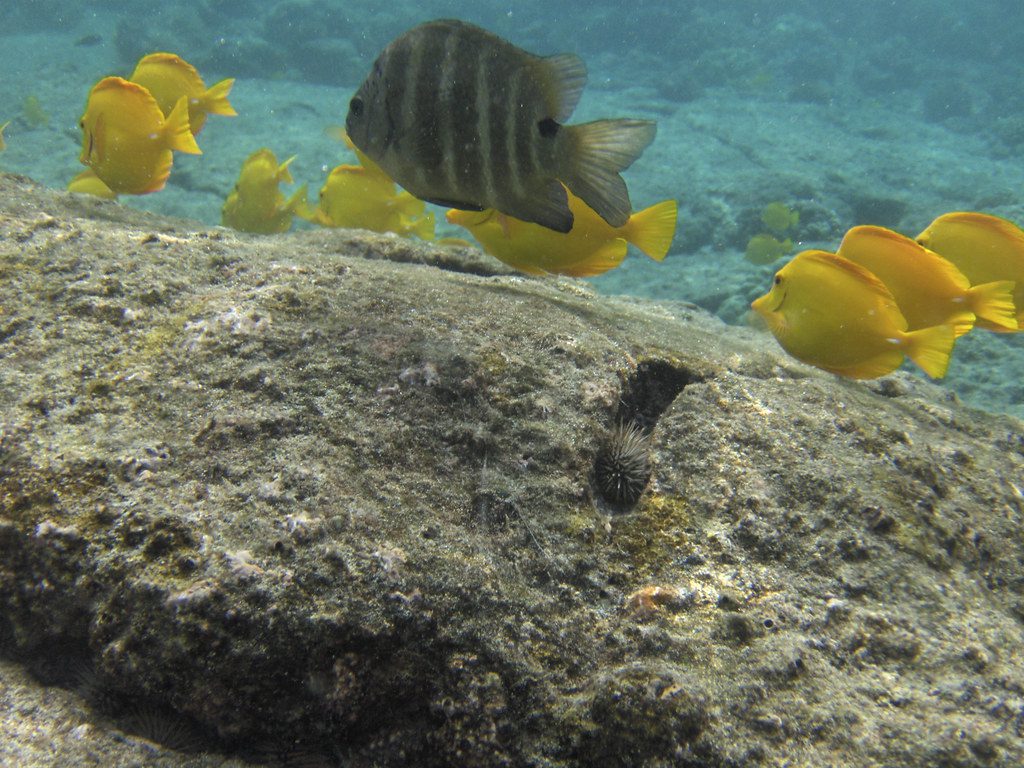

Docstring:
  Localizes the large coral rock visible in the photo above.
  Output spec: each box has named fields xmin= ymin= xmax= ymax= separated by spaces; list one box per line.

xmin=1 ymin=174 xmax=1023 ymax=766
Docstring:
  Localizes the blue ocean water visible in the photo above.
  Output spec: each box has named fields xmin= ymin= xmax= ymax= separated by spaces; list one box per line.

xmin=1 ymin=1 xmax=1023 ymax=415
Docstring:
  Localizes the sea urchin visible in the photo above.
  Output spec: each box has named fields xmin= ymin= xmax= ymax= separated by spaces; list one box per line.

xmin=594 ymin=421 xmax=652 ymax=507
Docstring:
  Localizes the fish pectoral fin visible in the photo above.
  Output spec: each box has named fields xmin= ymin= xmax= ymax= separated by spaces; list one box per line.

xmin=561 ymin=118 xmax=656 ymax=228
xmin=500 ymin=180 xmax=573 ymax=233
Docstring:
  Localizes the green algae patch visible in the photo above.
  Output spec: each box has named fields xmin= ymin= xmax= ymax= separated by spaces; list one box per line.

xmin=610 ymin=494 xmax=693 ymax=580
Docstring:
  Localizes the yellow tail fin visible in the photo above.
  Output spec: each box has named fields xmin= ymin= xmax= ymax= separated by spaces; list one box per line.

xmin=947 ymin=311 xmax=976 ymax=339
xmin=624 ymin=199 xmax=678 ymax=261
xmin=903 ymin=324 xmax=955 ymax=379
xmin=203 ymin=78 xmax=237 ymax=117
xmin=968 ymin=279 xmax=1018 ymax=331
xmin=165 ymin=96 xmax=202 ymax=154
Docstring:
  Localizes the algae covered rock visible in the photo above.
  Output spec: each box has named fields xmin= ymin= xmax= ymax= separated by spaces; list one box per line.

xmin=1 ymin=173 xmax=1023 ymax=767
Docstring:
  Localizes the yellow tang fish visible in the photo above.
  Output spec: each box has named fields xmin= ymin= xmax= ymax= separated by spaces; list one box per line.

xmin=760 ymin=202 xmax=799 ymax=234
xmin=222 ymin=148 xmax=308 ymax=234
xmin=916 ymin=211 xmax=1024 ymax=331
xmin=744 ymin=233 xmax=792 ymax=265
xmin=67 ymin=168 xmax=117 ymax=199
xmin=300 ymin=164 xmax=435 ymax=239
xmin=446 ymin=189 xmax=677 ymax=277
xmin=0 ymin=120 xmax=9 ymax=151
xmin=751 ymin=249 xmax=955 ymax=379
xmin=838 ymin=225 xmax=1016 ymax=337
xmin=130 ymin=52 xmax=236 ymax=135
xmin=78 ymin=77 xmax=201 ymax=195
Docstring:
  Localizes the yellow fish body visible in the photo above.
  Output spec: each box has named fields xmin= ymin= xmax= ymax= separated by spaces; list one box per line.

xmin=751 ymin=249 xmax=955 ymax=379
xmin=838 ymin=225 xmax=1016 ymax=337
xmin=78 ymin=77 xmax=201 ymax=195
xmin=744 ymin=233 xmax=792 ymax=265
xmin=0 ymin=120 xmax=8 ymax=151
xmin=130 ymin=52 xmax=236 ymax=135
xmin=67 ymin=168 xmax=117 ymax=199
xmin=446 ymin=191 xmax=677 ymax=277
xmin=301 ymin=162 xmax=435 ymax=240
xmin=916 ymin=212 xmax=1024 ymax=331
xmin=760 ymin=202 xmax=799 ymax=233
xmin=222 ymin=148 xmax=307 ymax=234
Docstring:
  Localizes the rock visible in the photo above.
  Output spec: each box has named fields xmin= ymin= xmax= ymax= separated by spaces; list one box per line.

xmin=1 ymin=173 xmax=1023 ymax=766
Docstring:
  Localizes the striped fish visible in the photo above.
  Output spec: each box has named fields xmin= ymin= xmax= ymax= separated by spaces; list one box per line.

xmin=345 ymin=19 xmax=656 ymax=233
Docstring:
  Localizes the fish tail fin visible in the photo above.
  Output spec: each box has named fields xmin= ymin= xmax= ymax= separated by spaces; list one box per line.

xmin=967 ymin=280 xmax=1018 ymax=331
xmin=948 ymin=311 xmax=976 ymax=339
xmin=623 ymin=199 xmax=678 ymax=261
xmin=561 ymin=119 xmax=656 ymax=227
xmin=203 ymin=78 xmax=237 ymax=117
xmin=165 ymin=96 xmax=202 ymax=155
xmin=293 ymin=192 xmax=320 ymax=223
xmin=903 ymin=324 xmax=955 ymax=379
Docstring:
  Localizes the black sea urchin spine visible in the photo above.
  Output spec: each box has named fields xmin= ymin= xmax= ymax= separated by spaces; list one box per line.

xmin=594 ymin=421 xmax=652 ymax=507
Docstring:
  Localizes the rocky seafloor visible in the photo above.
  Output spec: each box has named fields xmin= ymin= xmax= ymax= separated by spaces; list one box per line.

xmin=2 ymin=172 xmax=1024 ymax=767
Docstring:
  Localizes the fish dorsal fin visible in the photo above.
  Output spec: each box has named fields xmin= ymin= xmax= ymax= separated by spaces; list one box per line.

xmin=799 ymin=249 xmax=902 ymax=303
xmin=138 ymin=52 xmax=205 ymax=92
xmin=540 ymin=53 xmax=587 ymax=122
xmin=801 ymin=249 xmax=882 ymax=287
xmin=843 ymin=224 xmax=973 ymax=291
xmin=939 ymin=211 xmax=1024 ymax=247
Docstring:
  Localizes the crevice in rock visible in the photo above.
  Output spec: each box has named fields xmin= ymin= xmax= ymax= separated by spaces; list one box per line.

xmin=592 ymin=359 xmax=701 ymax=509
xmin=616 ymin=359 xmax=699 ymax=432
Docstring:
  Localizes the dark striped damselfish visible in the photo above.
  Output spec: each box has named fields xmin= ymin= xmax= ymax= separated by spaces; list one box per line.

xmin=345 ymin=19 xmax=656 ymax=233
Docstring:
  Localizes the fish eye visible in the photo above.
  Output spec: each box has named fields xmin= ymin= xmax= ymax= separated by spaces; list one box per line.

xmin=537 ymin=117 xmax=559 ymax=138
xmin=773 ymin=275 xmax=783 ymax=285
xmin=349 ymin=97 xmax=364 ymax=118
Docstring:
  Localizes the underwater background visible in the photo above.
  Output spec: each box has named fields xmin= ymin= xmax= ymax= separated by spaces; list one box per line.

xmin=2 ymin=0 xmax=1023 ymax=417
